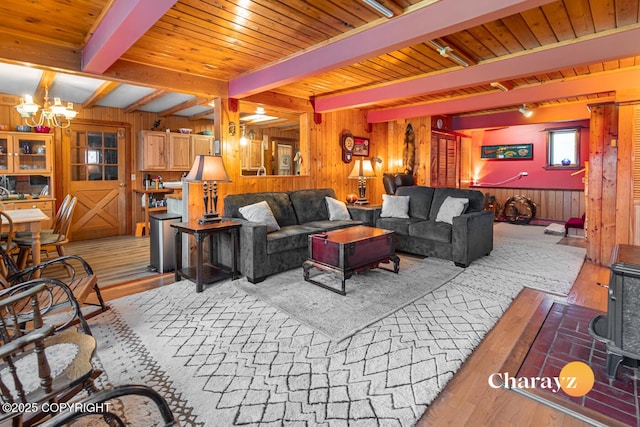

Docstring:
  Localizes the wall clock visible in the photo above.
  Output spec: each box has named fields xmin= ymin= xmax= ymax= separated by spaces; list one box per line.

xmin=341 ymin=133 xmax=354 ymax=163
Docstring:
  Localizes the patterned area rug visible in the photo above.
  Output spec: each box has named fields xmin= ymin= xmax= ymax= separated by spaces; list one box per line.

xmin=86 ymin=222 xmax=586 ymax=425
xmin=235 ymin=255 xmax=463 ymax=341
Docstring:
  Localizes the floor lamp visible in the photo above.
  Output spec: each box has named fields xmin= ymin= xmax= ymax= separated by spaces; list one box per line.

xmin=348 ymin=159 xmax=378 ymax=205
xmin=186 ymin=155 xmax=231 ymax=224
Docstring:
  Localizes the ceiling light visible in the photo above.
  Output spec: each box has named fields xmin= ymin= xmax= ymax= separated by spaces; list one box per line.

xmin=490 ymin=82 xmax=512 ymax=92
xmin=362 ymin=0 xmax=394 ymax=18
xmin=428 ymin=40 xmax=470 ymax=67
xmin=519 ymin=105 xmax=533 ymax=118
xmin=14 ymin=86 xmax=78 ymax=129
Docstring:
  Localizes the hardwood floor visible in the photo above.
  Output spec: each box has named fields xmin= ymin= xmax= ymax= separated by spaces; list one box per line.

xmin=63 ymin=235 xmax=175 ymax=303
xmin=68 ymin=235 xmax=616 ymax=425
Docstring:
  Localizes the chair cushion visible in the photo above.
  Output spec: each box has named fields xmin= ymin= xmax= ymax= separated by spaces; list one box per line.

xmin=14 ymin=234 xmax=64 ymax=247
xmin=239 ymin=201 xmax=281 ymax=233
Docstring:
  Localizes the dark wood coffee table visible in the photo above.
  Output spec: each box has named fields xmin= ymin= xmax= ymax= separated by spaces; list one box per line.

xmin=302 ymin=225 xmax=400 ymax=295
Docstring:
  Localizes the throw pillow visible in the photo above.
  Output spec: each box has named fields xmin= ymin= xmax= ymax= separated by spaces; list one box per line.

xmin=380 ymin=194 xmax=410 ymax=218
xmin=238 ymin=201 xmax=280 ymax=232
xmin=435 ymin=196 xmax=469 ymax=224
xmin=325 ymin=197 xmax=351 ymax=221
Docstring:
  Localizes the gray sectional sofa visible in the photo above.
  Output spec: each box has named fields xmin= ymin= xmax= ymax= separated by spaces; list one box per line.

xmin=218 ymin=188 xmax=369 ymax=283
xmin=375 ymin=186 xmax=493 ymax=267
xmin=215 ymin=186 xmax=493 ymax=284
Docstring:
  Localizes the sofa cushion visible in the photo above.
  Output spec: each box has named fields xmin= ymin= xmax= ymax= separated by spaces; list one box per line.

xmin=239 ymin=201 xmax=281 ymax=232
xmin=376 ymin=216 xmax=422 ymax=236
xmin=224 ymin=192 xmax=298 ymax=226
xmin=325 ymin=197 xmax=351 ymax=220
xmin=395 ymin=186 xmax=435 ymax=220
xmin=380 ymin=194 xmax=410 ymax=218
xmin=266 ymin=225 xmax=318 ymax=255
xmin=303 ymin=219 xmax=362 ymax=231
xmin=408 ymin=220 xmax=452 ymax=243
xmin=435 ymin=196 xmax=469 ymax=224
xmin=429 ymin=188 xmax=484 ymax=220
xmin=289 ymin=188 xmax=337 ymax=224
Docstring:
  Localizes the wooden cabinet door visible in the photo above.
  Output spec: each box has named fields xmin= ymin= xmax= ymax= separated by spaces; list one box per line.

xmin=190 ymin=135 xmax=213 ymax=163
xmin=14 ymin=134 xmax=52 ymax=174
xmin=138 ymin=131 xmax=167 ymax=170
xmin=168 ymin=133 xmax=191 ymax=170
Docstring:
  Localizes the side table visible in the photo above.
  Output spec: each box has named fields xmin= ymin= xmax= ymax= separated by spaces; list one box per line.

xmin=171 ymin=220 xmax=241 ymax=292
xmin=347 ymin=204 xmax=381 ymax=227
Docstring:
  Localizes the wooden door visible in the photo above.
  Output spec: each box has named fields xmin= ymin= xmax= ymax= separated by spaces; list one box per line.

xmin=63 ymin=124 xmax=128 ymax=240
xmin=430 ymin=132 xmax=459 ymax=188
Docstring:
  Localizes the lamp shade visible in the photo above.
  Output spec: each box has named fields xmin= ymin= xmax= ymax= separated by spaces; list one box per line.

xmin=186 ymin=155 xmax=231 ymax=182
xmin=348 ymin=159 xmax=377 ymax=179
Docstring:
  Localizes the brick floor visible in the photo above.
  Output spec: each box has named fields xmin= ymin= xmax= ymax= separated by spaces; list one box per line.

xmin=516 ymin=303 xmax=639 ymax=426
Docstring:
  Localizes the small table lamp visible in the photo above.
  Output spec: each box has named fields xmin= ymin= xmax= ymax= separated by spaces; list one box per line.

xmin=348 ymin=159 xmax=378 ymax=205
xmin=186 ymin=155 xmax=231 ymax=224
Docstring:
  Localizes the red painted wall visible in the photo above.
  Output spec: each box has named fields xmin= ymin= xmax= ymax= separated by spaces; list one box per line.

xmin=468 ymin=120 xmax=589 ymax=190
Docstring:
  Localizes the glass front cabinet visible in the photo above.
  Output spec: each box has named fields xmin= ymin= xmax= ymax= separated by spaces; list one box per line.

xmin=0 ymin=132 xmax=52 ymax=174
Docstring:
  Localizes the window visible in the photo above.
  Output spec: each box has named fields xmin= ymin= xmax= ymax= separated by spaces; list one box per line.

xmin=547 ymin=128 xmax=580 ymax=168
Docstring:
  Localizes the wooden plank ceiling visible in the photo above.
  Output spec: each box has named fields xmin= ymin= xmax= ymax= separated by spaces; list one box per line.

xmin=0 ymin=0 xmax=638 ymax=120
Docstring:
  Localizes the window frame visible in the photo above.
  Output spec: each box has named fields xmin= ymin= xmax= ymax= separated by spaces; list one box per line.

xmin=546 ymin=127 xmax=581 ymax=170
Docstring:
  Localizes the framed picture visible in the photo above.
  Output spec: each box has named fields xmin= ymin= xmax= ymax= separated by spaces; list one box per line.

xmin=352 ymin=136 xmax=370 ymax=156
xmin=481 ymin=143 xmax=533 ymax=159
xmin=279 ymin=154 xmax=291 ymax=170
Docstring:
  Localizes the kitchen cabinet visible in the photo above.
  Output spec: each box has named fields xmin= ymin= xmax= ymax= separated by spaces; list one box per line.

xmin=190 ymin=134 xmax=214 ymax=163
xmin=0 ymin=132 xmax=52 ymax=174
xmin=138 ymin=131 xmax=192 ymax=171
xmin=241 ymin=139 xmax=265 ymax=171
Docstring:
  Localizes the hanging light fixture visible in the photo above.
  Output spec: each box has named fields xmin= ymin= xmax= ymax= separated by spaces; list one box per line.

xmin=14 ymin=86 xmax=78 ymax=129
xmin=518 ymin=104 xmax=533 ymax=118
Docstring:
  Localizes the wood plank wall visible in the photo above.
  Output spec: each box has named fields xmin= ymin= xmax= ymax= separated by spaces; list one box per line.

xmin=476 ymin=187 xmax=585 ymax=222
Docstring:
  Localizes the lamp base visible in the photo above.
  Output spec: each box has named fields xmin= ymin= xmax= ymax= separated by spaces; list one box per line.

xmin=197 ymin=212 xmax=221 ymax=224
xmin=354 ymin=198 xmax=369 ymax=205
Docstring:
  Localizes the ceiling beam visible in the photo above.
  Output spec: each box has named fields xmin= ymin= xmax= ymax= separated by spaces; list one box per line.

xmin=102 ymin=60 xmax=228 ymax=98
xmin=367 ymin=67 xmax=640 ymax=122
xmin=36 ymin=71 xmax=57 ymax=100
xmin=242 ymin=92 xmax=313 ymax=112
xmin=0 ymin=29 xmax=80 ymax=72
xmin=124 ymin=89 xmax=167 ymax=113
xmin=82 ymin=0 xmax=178 ymax=74
xmin=451 ymin=101 xmax=598 ymax=130
xmin=83 ymin=81 xmax=121 ymax=109
xmin=158 ymin=96 xmax=208 ymax=117
xmin=320 ymin=24 xmax=640 ymax=113
xmin=228 ymin=0 xmax=557 ymax=98
xmin=189 ymin=109 xmax=215 ymax=121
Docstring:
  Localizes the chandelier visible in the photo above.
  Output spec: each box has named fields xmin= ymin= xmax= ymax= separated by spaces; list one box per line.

xmin=14 ymin=86 xmax=78 ymax=129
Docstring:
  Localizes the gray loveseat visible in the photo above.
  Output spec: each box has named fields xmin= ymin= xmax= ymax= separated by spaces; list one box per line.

xmin=375 ymin=186 xmax=493 ymax=267
xmin=218 ymin=188 xmax=368 ymax=283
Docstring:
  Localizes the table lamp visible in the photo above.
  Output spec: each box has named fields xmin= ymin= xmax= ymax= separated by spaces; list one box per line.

xmin=186 ymin=155 xmax=231 ymax=224
xmin=348 ymin=158 xmax=378 ymax=205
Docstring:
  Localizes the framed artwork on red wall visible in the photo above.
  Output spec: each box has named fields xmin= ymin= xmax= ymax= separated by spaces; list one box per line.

xmin=481 ymin=143 xmax=532 ymax=159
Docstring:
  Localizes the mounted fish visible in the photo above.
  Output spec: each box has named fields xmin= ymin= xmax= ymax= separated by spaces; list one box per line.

xmin=403 ymin=123 xmax=415 ymax=175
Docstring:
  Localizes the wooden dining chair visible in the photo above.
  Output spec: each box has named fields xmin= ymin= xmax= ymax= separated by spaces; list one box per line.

xmin=0 ymin=280 xmax=101 ymax=426
xmin=0 ymin=210 xmax=16 ymax=277
xmin=15 ymin=196 xmax=77 ymax=269
xmin=15 ymin=194 xmax=72 ymax=240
